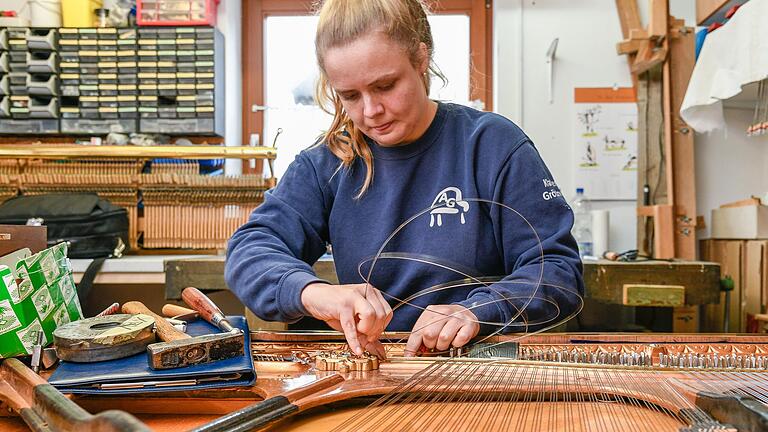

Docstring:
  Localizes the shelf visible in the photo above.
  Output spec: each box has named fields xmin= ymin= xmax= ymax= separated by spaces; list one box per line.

xmin=71 ymin=255 xmax=206 ymax=285
xmin=697 ymin=0 xmax=749 ymax=26
xmin=0 ymin=144 xmax=277 ymax=160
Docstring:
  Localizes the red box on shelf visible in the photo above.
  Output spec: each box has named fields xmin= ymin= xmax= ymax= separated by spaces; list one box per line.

xmin=137 ymin=0 xmax=219 ymax=26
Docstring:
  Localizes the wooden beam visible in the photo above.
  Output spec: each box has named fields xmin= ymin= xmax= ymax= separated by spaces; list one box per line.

xmin=616 ymin=39 xmax=645 ymax=55
xmin=654 ymin=204 xmax=676 ymax=258
xmin=616 ymin=0 xmax=642 ymax=38
xmin=669 ymin=22 xmax=698 ymax=260
xmin=630 ymin=43 xmax=667 ymax=75
xmin=629 ymin=28 xmax=648 ymax=40
xmin=617 ymin=39 xmax=644 ymax=55
xmin=615 ymin=0 xmax=641 ymax=90
xmin=648 ymin=0 xmax=669 ymax=38
xmin=636 ymin=204 xmax=676 ymax=258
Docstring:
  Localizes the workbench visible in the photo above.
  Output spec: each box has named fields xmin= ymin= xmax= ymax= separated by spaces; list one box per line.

xmin=164 ymin=257 xmax=721 ymax=332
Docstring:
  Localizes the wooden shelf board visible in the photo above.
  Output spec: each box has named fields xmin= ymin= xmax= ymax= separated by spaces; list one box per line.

xmin=697 ymin=0 xmax=749 ymax=26
xmin=0 ymin=145 xmax=277 ymax=160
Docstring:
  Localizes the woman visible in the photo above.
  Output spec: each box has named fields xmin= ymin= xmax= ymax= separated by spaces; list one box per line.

xmin=226 ymin=0 xmax=583 ymax=358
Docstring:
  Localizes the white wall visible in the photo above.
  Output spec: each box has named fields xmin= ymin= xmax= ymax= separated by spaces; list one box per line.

xmin=696 ymin=108 xmax=768 ymax=238
xmin=494 ymin=0 xmax=697 ymax=254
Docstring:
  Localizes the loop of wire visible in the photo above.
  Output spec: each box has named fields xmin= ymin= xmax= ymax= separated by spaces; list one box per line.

xmin=354 ymin=198 xmax=585 ymax=357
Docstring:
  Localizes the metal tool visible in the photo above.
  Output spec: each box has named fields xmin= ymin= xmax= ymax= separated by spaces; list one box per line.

xmin=30 ymin=331 xmax=43 ymax=373
xmin=122 ymin=298 xmax=244 ymax=370
xmin=181 ymin=287 xmax=241 ymax=334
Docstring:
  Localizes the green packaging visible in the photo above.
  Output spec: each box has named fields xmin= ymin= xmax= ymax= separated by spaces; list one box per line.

xmin=0 ymin=243 xmax=83 ymax=358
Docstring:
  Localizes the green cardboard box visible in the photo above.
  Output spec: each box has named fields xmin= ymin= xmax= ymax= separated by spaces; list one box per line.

xmin=0 ymin=243 xmax=83 ymax=358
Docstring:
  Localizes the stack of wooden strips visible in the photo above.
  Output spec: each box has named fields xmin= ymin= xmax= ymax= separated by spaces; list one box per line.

xmin=140 ymin=162 xmax=274 ymax=249
xmin=0 ymin=160 xmax=20 ymax=202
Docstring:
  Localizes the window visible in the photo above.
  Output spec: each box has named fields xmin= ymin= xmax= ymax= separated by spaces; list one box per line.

xmin=243 ymin=0 xmax=492 ymax=177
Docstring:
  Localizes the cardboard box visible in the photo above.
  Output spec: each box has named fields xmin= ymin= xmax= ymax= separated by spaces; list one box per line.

xmin=0 ymin=224 xmax=47 ymax=256
xmin=711 ymin=205 xmax=768 ymax=239
xmin=0 ymin=242 xmax=83 ymax=358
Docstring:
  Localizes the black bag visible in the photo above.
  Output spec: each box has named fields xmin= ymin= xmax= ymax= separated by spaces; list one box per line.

xmin=0 ymin=194 xmax=130 ymax=314
xmin=0 ymin=193 xmax=129 ymax=259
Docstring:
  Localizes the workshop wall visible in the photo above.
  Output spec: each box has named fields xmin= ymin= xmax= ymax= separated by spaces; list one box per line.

xmin=494 ymin=0 xmax=697 ymax=254
xmin=219 ymin=1 xmax=768 ymax=254
xmin=695 ymin=109 xmax=768 ymax=238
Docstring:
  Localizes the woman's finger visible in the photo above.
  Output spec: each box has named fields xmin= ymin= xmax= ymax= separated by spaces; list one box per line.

xmin=340 ymin=308 xmax=364 ymax=355
xmin=435 ymin=317 xmax=462 ymax=351
xmin=359 ymin=287 xmax=387 ymax=340
xmin=404 ymin=330 xmax=424 ymax=357
xmin=453 ymin=321 xmax=478 ymax=348
xmin=370 ymin=287 xmax=393 ymax=336
xmin=366 ymin=340 xmax=387 ymax=359
xmin=353 ymin=296 xmax=379 ymax=337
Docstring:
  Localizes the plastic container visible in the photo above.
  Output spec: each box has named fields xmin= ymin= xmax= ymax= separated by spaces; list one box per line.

xmin=29 ymin=0 xmax=62 ymax=27
xmin=60 ymin=0 xmax=102 ymax=27
xmin=571 ymin=188 xmax=593 ymax=258
xmin=137 ymin=0 xmax=219 ymax=26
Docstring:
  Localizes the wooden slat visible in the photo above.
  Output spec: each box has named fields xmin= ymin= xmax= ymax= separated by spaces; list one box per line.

xmin=695 ymin=0 xmax=749 ymax=26
xmin=0 ymin=145 xmax=276 ymax=160
xmin=616 ymin=39 xmax=644 ymax=55
xmin=662 ymin=52 xmax=674 ymax=206
xmin=654 ymin=204 xmax=676 ymax=259
xmin=668 ymin=21 xmax=697 ymax=260
xmin=648 ymin=0 xmax=669 ymax=38
xmin=630 ymin=43 xmax=667 ymax=75
xmin=697 ymin=0 xmax=728 ymax=24
xmin=615 ymin=0 xmax=642 ymax=38
xmin=615 ymin=0 xmax=641 ymax=90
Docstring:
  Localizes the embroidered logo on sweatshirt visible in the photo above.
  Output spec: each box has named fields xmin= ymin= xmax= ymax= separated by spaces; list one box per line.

xmin=429 ymin=187 xmax=470 ymax=227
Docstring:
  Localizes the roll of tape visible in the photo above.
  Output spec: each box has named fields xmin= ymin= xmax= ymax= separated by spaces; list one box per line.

xmin=54 ymin=313 xmax=156 ymax=362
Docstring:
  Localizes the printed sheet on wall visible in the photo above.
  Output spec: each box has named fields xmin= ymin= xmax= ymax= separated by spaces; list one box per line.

xmin=573 ymin=87 xmax=637 ymax=200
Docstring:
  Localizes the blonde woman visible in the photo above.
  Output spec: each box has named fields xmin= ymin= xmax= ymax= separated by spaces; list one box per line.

xmin=226 ymin=0 xmax=583 ymax=357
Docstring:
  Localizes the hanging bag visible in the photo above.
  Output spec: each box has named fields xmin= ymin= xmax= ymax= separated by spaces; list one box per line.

xmin=0 ymin=193 xmax=129 ymax=313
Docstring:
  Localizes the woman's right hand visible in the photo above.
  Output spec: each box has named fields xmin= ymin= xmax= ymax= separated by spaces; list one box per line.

xmin=301 ymin=282 xmax=392 ymax=357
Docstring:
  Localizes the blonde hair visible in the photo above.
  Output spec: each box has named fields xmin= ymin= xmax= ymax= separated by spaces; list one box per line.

xmin=315 ymin=0 xmax=442 ymax=197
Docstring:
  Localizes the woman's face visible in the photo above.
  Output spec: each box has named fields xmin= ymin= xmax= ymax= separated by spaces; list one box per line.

xmin=323 ymin=30 xmax=435 ymax=146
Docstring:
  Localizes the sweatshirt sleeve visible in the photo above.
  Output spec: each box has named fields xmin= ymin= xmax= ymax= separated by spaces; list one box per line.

xmin=456 ymin=141 xmax=584 ymax=333
xmin=225 ymin=152 xmax=331 ymax=323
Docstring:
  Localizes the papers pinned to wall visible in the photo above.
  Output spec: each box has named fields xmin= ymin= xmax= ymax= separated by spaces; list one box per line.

xmin=573 ymin=87 xmax=638 ymax=201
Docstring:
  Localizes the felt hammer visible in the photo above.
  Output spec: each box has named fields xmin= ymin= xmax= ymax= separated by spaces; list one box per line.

xmin=122 ymin=289 xmax=244 ymax=370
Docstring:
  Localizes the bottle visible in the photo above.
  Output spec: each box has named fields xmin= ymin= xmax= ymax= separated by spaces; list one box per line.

xmin=571 ymin=188 xmax=593 ymax=258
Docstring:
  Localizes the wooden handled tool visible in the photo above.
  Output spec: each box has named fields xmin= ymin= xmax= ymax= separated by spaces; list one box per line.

xmin=182 ymin=287 xmax=239 ymax=334
xmin=161 ymin=304 xmax=199 ymax=321
xmin=122 ymin=301 xmax=191 ymax=342
xmin=122 ymin=300 xmax=244 ymax=370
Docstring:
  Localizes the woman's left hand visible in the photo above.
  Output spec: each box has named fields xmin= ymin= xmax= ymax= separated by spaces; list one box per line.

xmin=404 ymin=304 xmax=480 ymax=356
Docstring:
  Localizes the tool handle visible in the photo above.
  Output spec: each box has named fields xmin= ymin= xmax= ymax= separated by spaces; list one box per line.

xmin=122 ymin=301 xmax=191 ymax=342
xmin=162 ymin=303 xmax=198 ymax=319
xmin=182 ymin=287 xmax=224 ymax=325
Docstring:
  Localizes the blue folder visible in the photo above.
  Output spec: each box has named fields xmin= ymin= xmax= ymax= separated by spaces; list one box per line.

xmin=48 ymin=316 xmax=255 ymax=394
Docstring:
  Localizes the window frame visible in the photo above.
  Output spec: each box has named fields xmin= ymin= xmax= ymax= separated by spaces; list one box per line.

xmin=241 ymin=0 xmax=493 ymax=174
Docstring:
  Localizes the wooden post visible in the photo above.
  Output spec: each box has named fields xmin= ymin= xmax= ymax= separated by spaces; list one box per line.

xmin=616 ymin=1 xmax=700 ymax=332
xmin=669 ymin=20 xmax=698 ymax=261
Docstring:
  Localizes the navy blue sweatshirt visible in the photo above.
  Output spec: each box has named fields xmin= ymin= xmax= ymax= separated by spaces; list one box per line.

xmin=226 ymin=102 xmax=583 ymax=332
